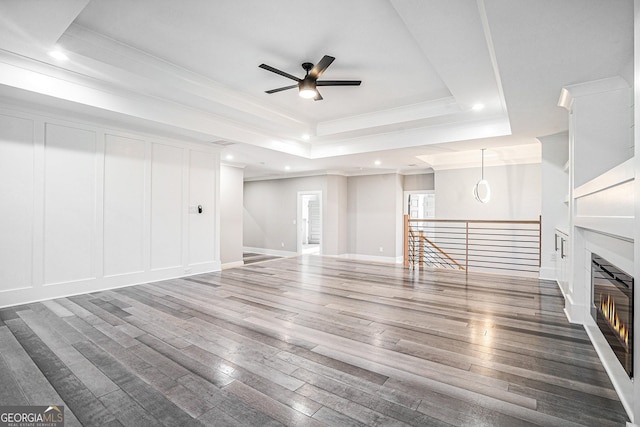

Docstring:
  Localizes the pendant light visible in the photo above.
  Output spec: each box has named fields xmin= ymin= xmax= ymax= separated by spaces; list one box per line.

xmin=473 ymin=149 xmax=491 ymax=203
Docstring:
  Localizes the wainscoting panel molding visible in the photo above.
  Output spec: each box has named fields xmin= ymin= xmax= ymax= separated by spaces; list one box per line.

xmin=0 ymin=105 xmax=222 ymax=308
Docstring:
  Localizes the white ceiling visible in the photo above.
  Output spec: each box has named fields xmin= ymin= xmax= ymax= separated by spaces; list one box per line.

xmin=0 ymin=0 xmax=633 ymax=179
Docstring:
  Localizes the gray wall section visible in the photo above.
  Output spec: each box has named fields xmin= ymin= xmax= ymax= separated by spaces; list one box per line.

xmin=220 ymin=164 xmax=244 ymax=265
xmin=242 ymin=167 xmax=540 ymax=261
xmin=325 ymin=174 xmax=349 ymax=255
xmin=435 ymin=163 xmax=541 ymax=220
xmin=403 ymin=172 xmax=435 ymax=191
xmin=347 ymin=173 xmax=404 ymax=258
xmin=243 ymin=175 xmax=328 ymax=253
xmin=243 ymin=173 xmax=406 ymax=259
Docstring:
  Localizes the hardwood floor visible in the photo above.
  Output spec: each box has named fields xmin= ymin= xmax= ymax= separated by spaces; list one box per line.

xmin=0 ymin=255 xmax=630 ymax=426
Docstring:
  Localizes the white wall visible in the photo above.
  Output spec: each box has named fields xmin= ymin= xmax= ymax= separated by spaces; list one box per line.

xmin=539 ymin=132 xmax=569 ymax=279
xmin=0 ymin=105 xmax=221 ymax=308
xmin=220 ymin=164 xmax=244 ymax=267
xmin=434 ymin=163 xmax=541 ymax=220
xmin=571 ymin=81 xmax=633 ymax=188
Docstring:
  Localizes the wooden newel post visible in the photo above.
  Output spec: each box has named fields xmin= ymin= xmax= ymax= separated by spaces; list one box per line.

xmin=465 ymin=221 xmax=469 ymax=274
xmin=418 ymin=230 xmax=424 ymax=269
xmin=404 ymin=215 xmax=410 ymax=267
xmin=538 ymin=215 xmax=542 ymax=267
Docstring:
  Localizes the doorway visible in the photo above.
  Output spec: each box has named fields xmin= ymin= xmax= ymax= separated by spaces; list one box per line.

xmin=297 ymin=191 xmax=322 ymax=254
xmin=404 ymin=191 xmax=435 ymax=219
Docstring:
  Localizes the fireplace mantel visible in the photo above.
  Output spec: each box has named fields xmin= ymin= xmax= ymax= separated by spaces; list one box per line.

xmin=573 ymin=158 xmax=634 ymax=241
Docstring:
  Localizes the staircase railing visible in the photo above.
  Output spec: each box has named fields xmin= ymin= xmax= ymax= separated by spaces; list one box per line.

xmin=404 ymin=215 xmax=542 ymax=275
xmin=408 ymin=228 xmax=465 ymax=270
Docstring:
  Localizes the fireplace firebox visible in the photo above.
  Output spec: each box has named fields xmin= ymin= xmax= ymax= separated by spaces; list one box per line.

xmin=591 ymin=254 xmax=633 ymax=378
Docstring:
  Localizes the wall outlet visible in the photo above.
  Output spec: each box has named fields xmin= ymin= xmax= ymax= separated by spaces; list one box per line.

xmin=379 ymin=246 xmax=384 ymax=252
xmin=550 ymin=253 xmax=557 ymax=262
xmin=281 ymin=242 xmax=285 ymax=248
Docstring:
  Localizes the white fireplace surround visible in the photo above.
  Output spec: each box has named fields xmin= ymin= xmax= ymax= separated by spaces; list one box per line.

xmin=564 ymin=158 xmax=635 ymax=422
xmin=583 ymin=232 xmax=634 ymax=412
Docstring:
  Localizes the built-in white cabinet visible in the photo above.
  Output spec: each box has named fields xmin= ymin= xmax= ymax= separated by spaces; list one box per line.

xmin=556 ymin=76 xmax=633 ymax=304
xmin=554 ymin=229 xmax=569 ymax=294
xmin=559 ymin=77 xmax=633 ymax=188
xmin=539 ymin=132 xmax=569 ymax=281
xmin=557 ymin=76 xmax=635 ymax=420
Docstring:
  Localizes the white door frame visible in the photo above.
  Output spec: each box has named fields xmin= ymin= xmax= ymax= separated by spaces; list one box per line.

xmin=297 ymin=191 xmax=322 ymax=254
xmin=403 ymin=190 xmax=435 ymax=216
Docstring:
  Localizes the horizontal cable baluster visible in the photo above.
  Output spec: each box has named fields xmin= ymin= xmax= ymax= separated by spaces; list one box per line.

xmin=404 ymin=215 xmax=541 ymax=275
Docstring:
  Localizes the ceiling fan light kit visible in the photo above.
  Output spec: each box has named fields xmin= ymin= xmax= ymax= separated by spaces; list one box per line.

xmin=298 ymin=79 xmax=318 ymax=99
xmin=259 ymin=55 xmax=361 ymax=101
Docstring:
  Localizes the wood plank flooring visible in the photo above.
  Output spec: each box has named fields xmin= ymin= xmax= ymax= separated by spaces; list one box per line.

xmin=0 ymin=255 xmax=630 ymax=426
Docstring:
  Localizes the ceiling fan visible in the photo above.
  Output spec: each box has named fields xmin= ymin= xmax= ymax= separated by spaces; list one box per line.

xmin=259 ymin=55 xmax=361 ymax=101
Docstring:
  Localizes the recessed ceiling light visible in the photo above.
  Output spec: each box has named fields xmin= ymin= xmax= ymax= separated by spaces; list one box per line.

xmin=472 ymin=103 xmax=485 ymax=111
xmin=374 ymin=160 xmax=381 ymax=166
xmin=225 ymin=154 xmax=234 ymax=160
xmin=284 ymin=165 xmax=291 ymax=171
xmin=301 ymin=134 xmax=310 ymax=141
xmin=48 ymin=50 xmax=68 ymax=61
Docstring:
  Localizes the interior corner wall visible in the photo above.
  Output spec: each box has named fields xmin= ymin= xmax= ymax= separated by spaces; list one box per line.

xmin=346 ymin=173 xmax=404 ymax=261
xmin=243 ymin=175 xmax=329 ymax=254
xmin=539 ymin=133 xmax=569 ymax=280
xmin=434 ymin=163 xmax=541 ymax=220
xmin=0 ymin=104 xmax=221 ymax=308
xmin=325 ymin=174 xmax=348 ymax=256
xmin=220 ymin=164 xmax=244 ymax=266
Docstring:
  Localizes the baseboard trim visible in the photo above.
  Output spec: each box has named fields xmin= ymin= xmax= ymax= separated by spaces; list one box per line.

xmin=0 ymin=261 xmax=221 ymax=309
xmin=243 ymin=246 xmax=298 ymax=258
xmin=538 ymin=266 xmax=556 ymax=281
xmin=222 ymin=260 xmax=245 ymax=269
xmin=336 ymin=253 xmax=403 ymax=264
xmin=562 ymin=293 xmax=586 ymax=325
xmin=583 ymin=321 xmax=635 ymax=423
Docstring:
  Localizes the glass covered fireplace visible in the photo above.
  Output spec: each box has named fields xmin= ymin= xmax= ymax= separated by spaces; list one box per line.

xmin=591 ymin=254 xmax=634 ymax=378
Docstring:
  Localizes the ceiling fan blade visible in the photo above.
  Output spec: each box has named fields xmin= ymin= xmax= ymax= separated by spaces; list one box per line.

xmin=316 ymin=80 xmax=362 ymax=86
xmin=314 ymin=90 xmax=323 ymax=101
xmin=309 ymin=55 xmax=335 ymax=79
xmin=265 ymin=84 xmax=298 ymax=94
xmin=259 ymin=64 xmax=301 ymax=82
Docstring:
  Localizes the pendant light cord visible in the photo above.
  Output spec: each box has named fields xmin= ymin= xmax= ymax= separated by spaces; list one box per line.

xmin=474 ymin=148 xmax=490 ymax=203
